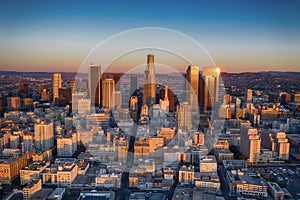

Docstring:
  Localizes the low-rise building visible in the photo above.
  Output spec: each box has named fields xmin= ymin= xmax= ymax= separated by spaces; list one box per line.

xmin=20 ymin=162 xmax=50 ymax=185
xmin=267 ymin=182 xmax=284 ymax=200
xmin=226 ymin=170 xmax=267 ymax=198
xmin=23 ymin=179 xmax=42 ymax=200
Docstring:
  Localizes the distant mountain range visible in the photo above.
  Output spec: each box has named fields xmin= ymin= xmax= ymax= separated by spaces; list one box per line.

xmin=0 ymin=70 xmax=299 ymax=77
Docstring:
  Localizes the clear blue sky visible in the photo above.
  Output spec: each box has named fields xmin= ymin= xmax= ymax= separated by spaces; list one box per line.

xmin=0 ymin=0 xmax=299 ymax=72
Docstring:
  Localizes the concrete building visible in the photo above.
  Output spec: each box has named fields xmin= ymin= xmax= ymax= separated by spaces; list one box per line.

xmin=7 ymin=97 xmax=20 ymax=110
xmin=261 ymin=130 xmax=290 ymax=160
xmin=34 ymin=121 xmax=54 ymax=151
xmin=226 ymin=170 xmax=267 ymax=198
xmin=41 ymin=158 xmax=78 ymax=187
xmin=23 ymin=179 xmax=42 ymax=200
xmin=267 ymin=182 xmax=284 ymax=200
xmin=20 ymin=162 xmax=50 ymax=185
xmin=95 ymin=173 xmax=121 ymax=188
xmin=177 ymin=102 xmax=192 ymax=131
xmin=0 ymin=151 xmax=34 ymax=184
xmin=57 ymin=134 xmax=77 ymax=157
xmin=200 ymin=156 xmax=217 ymax=173
xmin=240 ymin=126 xmax=261 ymax=163
xmin=178 ymin=165 xmax=195 ymax=184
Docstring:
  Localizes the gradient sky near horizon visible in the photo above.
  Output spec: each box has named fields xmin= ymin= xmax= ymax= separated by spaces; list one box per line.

xmin=0 ymin=0 xmax=299 ymax=73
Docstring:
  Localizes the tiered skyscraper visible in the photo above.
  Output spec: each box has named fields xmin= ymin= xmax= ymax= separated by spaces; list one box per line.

xmin=143 ymin=54 xmax=156 ymax=106
xmin=52 ymin=73 xmax=62 ymax=102
xmin=89 ymin=64 xmax=101 ymax=107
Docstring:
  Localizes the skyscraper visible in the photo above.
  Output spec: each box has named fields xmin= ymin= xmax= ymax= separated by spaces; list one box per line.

xmin=52 ymin=73 xmax=62 ymax=102
xmin=177 ymin=101 xmax=192 ymax=131
xmin=89 ymin=64 xmax=101 ymax=107
xmin=200 ymin=67 xmax=220 ymax=111
xmin=102 ymin=78 xmax=115 ymax=108
xmin=203 ymin=75 xmax=216 ymax=112
xmin=186 ymin=65 xmax=199 ymax=111
xmin=245 ymin=89 xmax=253 ymax=102
xmin=143 ymin=54 xmax=156 ymax=106
xmin=130 ymin=74 xmax=138 ymax=96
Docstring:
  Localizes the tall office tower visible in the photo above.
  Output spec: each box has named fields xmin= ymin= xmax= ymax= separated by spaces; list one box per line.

xmin=130 ymin=74 xmax=138 ymax=96
xmin=240 ymin=126 xmax=261 ymax=163
xmin=20 ymin=82 xmax=29 ymax=98
xmin=159 ymin=86 xmax=169 ymax=113
xmin=203 ymin=75 xmax=216 ymax=112
xmin=200 ymin=67 xmax=220 ymax=111
xmin=34 ymin=121 xmax=54 ymax=151
xmin=7 ymin=97 xmax=20 ymax=110
xmin=223 ymin=94 xmax=232 ymax=105
xmin=89 ymin=64 xmax=101 ymax=107
xmin=245 ymin=89 xmax=253 ymax=102
xmin=10 ymin=134 xmax=20 ymax=149
xmin=186 ymin=66 xmax=199 ymax=111
xmin=52 ymin=73 xmax=62 ymax=102
xmin=143 ymin=54 xmax=156 ymax=106
xmin=55 ymin=87 xmax=72 ymax=106
xmin=113 ymin=90 xmax=122 ymax=108
xmin=113 ymin=73 xmax=122 ymax=91
xmin=102 ymin=78 xmax=115 ymax=108
xmin=177 ymin=101 xmax=192 ymax=131
xmin=23 ymin=133 xmax=34 ymax=153
xmin=161 ymin=86 xmax=175 ymax=112
xmin=40 ymin=89 xmax=50 ymax=101
xmin=69 ymin=79 xmax=75 ymax=93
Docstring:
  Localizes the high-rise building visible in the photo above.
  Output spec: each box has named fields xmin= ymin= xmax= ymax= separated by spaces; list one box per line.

xmin=203 ymin=75 xmax=216 ymax=112
xmin=186 ymin=66 xmax=199 ymax=111
xmin=7 ymin=97 xmax=20 ymax=110
xmin=261 ymin=130 xmax=290 ymax=160
xmin=55 ymin=87 xmax=72 ymax=106
xmin=240 ymin=126 xmax=261 ymax=163
xmin=89 ymin=64 xmax=101 ymax=107
xmin=52 ymin=73 xmax=62 ymax=102
xmin=113 ymin=90 xmax=122 ymax=108
xmin=20 ymin=82 xmax=29 ymax=98
xmin=200 ymin=67 xmax=220 ymax=111
xmin=143 ymin=54 xmax=156 ymax=106
xmin=159 ymin=86 xmax=169 ymax=113
xmin=23 ymin=133 xmax=34 ymax=153
xmin=34 ymin=121 xmax=54 ymax=151
xmin=161 ymin=86 xmax=175 ymax=112
xmin=177 ymin=102 xmax=192 ymax=131
xmin=130 ymin=74 xmax=138 ymax=96
xmin=102 ymin=78 xmax=115 ymax=108
xmin=245 ymin=89 xmax=253 ymax=102
xmin=113 ymin=73 xmax=122 ymax=91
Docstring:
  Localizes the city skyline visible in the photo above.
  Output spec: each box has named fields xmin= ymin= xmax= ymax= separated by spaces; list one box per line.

xmin=0 ymin=1 xmax=300 ymax=72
